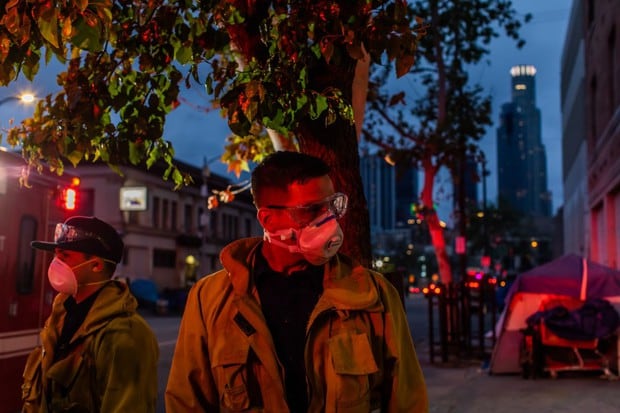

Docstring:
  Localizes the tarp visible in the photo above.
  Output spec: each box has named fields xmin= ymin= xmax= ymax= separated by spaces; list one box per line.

xmin=490 ymin=254 xmax=620 ymax=374
xmin=507 ymin=254 xmax=620 ymax=301
xmin=129 ymin=278 xmax=159 ymax=304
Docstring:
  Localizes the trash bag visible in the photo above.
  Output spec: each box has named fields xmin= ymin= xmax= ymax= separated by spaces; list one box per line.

xmin=527 ymin=298 xmax=620 ymax=341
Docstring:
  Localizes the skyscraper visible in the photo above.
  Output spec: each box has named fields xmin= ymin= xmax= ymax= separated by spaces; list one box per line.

xmin=395 ymin=165 xmax=419 ymax=227
xmin=496 ymin=65 xmax=552 ymax=217
xmin=359 ymin=154 xmax=396 ymax=233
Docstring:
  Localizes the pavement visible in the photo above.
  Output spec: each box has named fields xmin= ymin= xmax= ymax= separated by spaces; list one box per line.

xmin=419 ymin=355 xmax=620 ymax=412
xmin=412 ymin=306 xmax=620 ymax=412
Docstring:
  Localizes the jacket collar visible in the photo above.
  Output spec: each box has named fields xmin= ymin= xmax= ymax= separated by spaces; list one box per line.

xmin=220 ymin=237 xmax=383 ymax=312
xmin=49 ymin=281 xmax=138 ymax=343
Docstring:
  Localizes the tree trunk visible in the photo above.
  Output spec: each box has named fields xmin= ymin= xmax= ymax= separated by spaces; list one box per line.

xmin=226 ymin=6 xmax=372 ymax=267
xmin=297 ymin=118 xmax=371 ymax=267
xmin=421 ymin=160 xmax=453 ymax=283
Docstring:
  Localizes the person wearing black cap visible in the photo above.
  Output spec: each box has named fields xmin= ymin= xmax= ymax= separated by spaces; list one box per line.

xmin=21 ymin=216 xmax=159 ymax=413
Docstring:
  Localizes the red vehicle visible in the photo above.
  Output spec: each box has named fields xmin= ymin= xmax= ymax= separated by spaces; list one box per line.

xmin=0 ymin=150 xmax=83 ymax=413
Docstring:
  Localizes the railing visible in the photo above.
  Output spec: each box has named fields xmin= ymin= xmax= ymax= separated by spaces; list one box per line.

xmin=426 ymin=276 xmax=498 ymax=364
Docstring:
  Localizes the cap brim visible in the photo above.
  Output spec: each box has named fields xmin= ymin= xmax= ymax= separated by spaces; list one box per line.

xmin=31 ymin=241 xmax=59 ymax=251
xmin=31 ymin=239 xmax=120 ymax=263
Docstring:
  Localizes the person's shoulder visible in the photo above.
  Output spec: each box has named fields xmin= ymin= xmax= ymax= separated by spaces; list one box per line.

xmin=194 ymin=268 xmax=230 ymax=289
xmin=364 ymin=269 xmax=403 ymax=302
xmin=94 ymin=312 xmax=158 ymax=354
xmin=105 ymin=308 xmax=155 ymax=332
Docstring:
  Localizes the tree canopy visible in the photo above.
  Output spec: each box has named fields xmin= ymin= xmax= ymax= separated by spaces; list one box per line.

xmin=363 ymin=0 xmax=530 ymax=282
xmin=1 ymin=0 xmax=428 ymax=264
xmin=1 ymin=0 xmax=423 ymax=185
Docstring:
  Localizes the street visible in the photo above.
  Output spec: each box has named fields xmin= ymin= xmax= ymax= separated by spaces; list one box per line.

xmin=146 ymin=294 xmax=620 ymax=413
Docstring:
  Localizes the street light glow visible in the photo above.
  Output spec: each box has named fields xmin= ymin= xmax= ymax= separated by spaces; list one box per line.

xmin=0 ymin=93 xmax=36 ymax=107
xmin=20 ymin=93 xmax=35 ymax=103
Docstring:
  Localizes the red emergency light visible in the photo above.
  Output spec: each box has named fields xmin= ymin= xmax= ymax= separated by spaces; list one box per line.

xmin=59 ymin=178 xmax=80 ymax=211
xmin=63 ymin=187 xmax=77 ymax=210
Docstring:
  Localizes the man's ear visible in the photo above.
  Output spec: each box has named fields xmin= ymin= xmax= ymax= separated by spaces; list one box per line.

xmin=91 ymin=257 xmax=105 ymax=273
xmin=256 ymin=209 xmax=270 ymax=229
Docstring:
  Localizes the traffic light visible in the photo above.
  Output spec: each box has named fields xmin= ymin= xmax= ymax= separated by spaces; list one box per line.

xmin=62 ymin=187 xmax=77 ymax=210
xmin=58 ymin=177 xmax=80 ymax=212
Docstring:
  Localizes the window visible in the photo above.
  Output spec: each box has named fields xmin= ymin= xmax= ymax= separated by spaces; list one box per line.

xmin=153 ymin=196 xmax=160 ymax=228
xmin=16 ymin=216 xmax=37 ymax=294
xmin=608 ymin=27 xmax=616 ymax=111
xmin=590 ymin=76 xmax=597 ymax=141
xmin=184 ymin=204 xmax=193 ymax=232
xmin=153 ymin=248 xmax=176 ymax=268
xmin=197 ymin=207 xmax=205 ymax=230
xmin=162 ymin=199 xmax=169 ymax=229
xmin=222 ymin=213 xmax=239 ymax=241
xmin=171 ymin=201 xmax=178 ymax=231
xmin=210 ymin=210 xmax=217 ymax=237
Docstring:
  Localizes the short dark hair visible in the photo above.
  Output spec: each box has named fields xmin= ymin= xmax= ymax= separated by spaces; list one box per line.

xmin=251 ymin=151 xmax=331 ymax=206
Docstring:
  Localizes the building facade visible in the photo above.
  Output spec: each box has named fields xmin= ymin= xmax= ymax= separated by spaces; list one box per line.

xmin=584 ymin=0 xmax=620 ymax=268
xmin=395 ymin=164 xmax=419 ymax=227
xmin=73 ymin=160 xmax=261 ymax=290
xmin=561 ymin=0 xmax=588 ymax=256
xmin=496 ymin=65 xmax=552 ymax=217
xmin=360 ymin=154 xmax=396 ymax=233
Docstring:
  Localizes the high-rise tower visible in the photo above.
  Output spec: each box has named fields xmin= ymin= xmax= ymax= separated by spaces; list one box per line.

xmin=359 ymin=154 xmax=396 ymax=233
xmin=496 ymin=65 xmax=552 ymax=217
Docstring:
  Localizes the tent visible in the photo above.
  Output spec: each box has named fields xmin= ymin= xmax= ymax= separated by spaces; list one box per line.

xmin=489 ymin=254 xmax=620 ymax=374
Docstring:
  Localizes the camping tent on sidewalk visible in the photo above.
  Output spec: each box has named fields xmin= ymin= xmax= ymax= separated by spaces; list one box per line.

xmin=489 ymin=254 xmax=620 ymax=374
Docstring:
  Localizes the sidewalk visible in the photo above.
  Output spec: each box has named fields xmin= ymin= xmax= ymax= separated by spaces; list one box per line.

xmin=416 ymin=328 xmax=620 ymax=412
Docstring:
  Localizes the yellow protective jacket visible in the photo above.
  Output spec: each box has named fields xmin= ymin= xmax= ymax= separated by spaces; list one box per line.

xmin=166 ymin=238 xmax=428 ymax=412
xmin=21 ymin=281 xmax=159 ymax=413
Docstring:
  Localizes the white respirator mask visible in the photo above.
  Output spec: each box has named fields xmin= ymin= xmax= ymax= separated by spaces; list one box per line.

xmin=264 ymin=212 xmax=344 ymax=265
xmin=47 ymin=257 xmax=109 ymax=296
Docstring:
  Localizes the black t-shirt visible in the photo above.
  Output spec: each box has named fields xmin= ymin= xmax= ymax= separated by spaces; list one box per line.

xmin=254 ymin=250 xmax=323 ymax=413
xmin=54 ymin=289 xmax=101 ymax=362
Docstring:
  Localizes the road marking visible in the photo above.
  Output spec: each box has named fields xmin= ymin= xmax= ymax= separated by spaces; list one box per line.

xmin=159 ymin=340 xmax=177 ymax=347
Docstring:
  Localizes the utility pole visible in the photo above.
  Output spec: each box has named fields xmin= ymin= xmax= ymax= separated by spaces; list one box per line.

xmin=481 ymin=153 xmax=490 ymax=268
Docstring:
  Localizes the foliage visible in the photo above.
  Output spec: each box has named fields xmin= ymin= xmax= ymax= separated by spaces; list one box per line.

xmin=1 ymin=0 xmax=424 ymax=186
xmin=363 ymin=0 xmax=530 ymax=282
xmin=365 ymin=0 xmax=530 ymax=171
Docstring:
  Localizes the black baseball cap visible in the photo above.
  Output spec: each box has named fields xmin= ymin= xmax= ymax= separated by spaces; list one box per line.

xmin=31 ymin=216 xmax=124 ymax=263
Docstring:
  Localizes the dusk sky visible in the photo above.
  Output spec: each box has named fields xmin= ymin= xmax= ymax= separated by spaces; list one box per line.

xmin=1 ymin=1 xmax=571 ymax=216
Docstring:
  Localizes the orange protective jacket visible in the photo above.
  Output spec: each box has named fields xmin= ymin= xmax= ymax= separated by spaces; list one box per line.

xmin=166 ymin=238 xmax=428 ymax=412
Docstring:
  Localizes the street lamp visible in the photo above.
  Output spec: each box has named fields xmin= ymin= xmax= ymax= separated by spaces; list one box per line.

xmin=0 ymin=93 xmax=35 ymax=107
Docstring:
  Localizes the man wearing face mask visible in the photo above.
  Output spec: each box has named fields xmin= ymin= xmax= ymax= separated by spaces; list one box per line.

xmin=22 ymin=216 xmax=159 ymax=413
xmin=166 ymin=151 xmax=428 ymax=412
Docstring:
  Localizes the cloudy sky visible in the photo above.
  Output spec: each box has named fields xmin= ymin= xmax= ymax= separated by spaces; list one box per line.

xmin=1 ymin=0 xmax=571 ymax=214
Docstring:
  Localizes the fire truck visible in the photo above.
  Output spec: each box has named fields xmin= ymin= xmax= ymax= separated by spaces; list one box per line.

xmin=0 ymin=150 xmax=82 ymax=413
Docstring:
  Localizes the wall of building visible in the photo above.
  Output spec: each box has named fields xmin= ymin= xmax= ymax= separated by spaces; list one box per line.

xmin=561 ymin=0 xmax=588 ymax=256
xmin=585 ymin=0 xmax=620 ymax=269
xmin=75 ymin=162 xmax=261 ymax=291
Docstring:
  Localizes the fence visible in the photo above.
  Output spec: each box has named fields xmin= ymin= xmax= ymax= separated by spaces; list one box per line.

xmin=425 ymin=275 xmax=498 ymax=363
